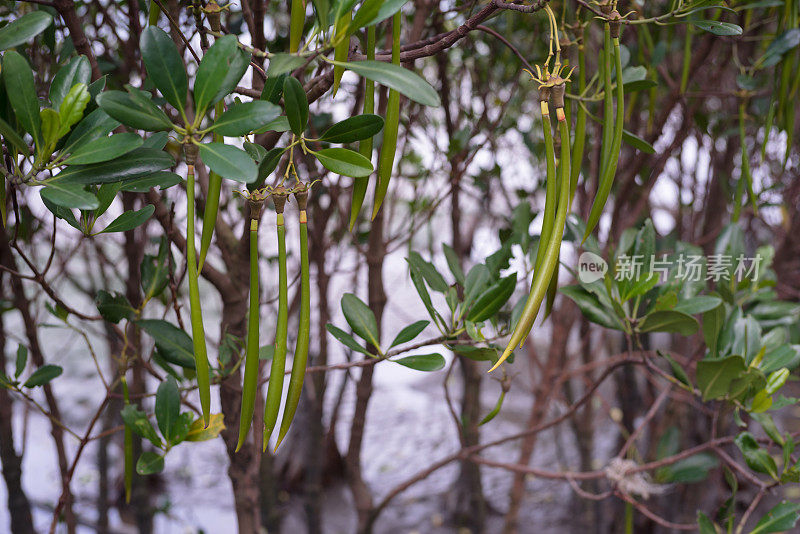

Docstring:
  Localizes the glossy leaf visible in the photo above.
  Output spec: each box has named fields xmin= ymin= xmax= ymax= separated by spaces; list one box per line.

xmin=137 ymin=319 xmax=196 ymax=369
xmin=97 ymin=205 xmax=155 ymax=234
xmin=140 ymin=27 xmax=188 ymax=111
xmin=50 ymin=56 xmax=91 ymax=110
xmin=283 ymin=76 xmax=308 ymax=135
xmin=15 ymin=346 xmax=27 ymax=379
xmin=735 ymin=432 xmax=778 ymax=479
xmin=210 ymin=101 xmax=281 ymax=136
xmin=267 ymin=54 xmax=306 ymax=76
xmin=326 ymin=324 xmax=371 ymax=356
xmin=57 ymin=83 xmax=91 ymax=137
xmin=23 ymin=365 xmax=63 ymax=388
xmin=314 ymin=147 xmax=374 ymax=177
xmin=96 ymin=91 xmax=172 ymax=132
xmin=95 ymin=290 xmax=135 ymax=323
xmin=638 ymin=310 xmax=699 ymax=335
xmin=560 ymin=285 xmax=624 ymax=330
xmin=193 ymin=34 xmax=239 ymax=113
xmin=120 ymin=172 xmax=182 ymax=193
xmin=341 ymin=293 xmax=380 ymax=350
xmin=751 ymin=501 xmax=800 ymax=533
xmin=136 ymin=452 xmax=165 ymax=475
xmin=696 ymin=355 xmax=746 ymax=401
xmin=197 ymin=142 xmax=258 ymax=183
xmin=62 ymin=109 xmax=120 ymax=154
xmin=389 ymin=320 xmax=429 ymax=348
xmin=40 ymin=183 xmax=99 ymax=210
xmin=467 ymin=273 xmax=517 ymax=322
xmin=393 ymin=353 xmax=445 ymax=372
xmin=0 ymin=11 xmax=53 ymax=51
xmin=328 ymin=59 xmax=440 ymax=107
xmin=320 ymin=114 xmax=384 ymax=143
xmin=692 ymin=20 xmax=743 ymax=36
xmin=52 ymin=148 xmax=174 ymax=185
xmin=62 ymin=133 xmax=143 ymax=165
xmin=2 ymin=51 xmax=41 ymax=147
xmin=155 ymin=377 xmax=180 ymax=442
xmin=352 ymin=0 xmax=410 ymax=32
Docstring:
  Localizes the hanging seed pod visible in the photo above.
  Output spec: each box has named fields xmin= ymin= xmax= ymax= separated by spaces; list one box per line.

xmin=183 ymin=143 xmax=212 ymax=425
xmin=275 ymin=184 xmax=311 ymax=449
xmin=236 ymin=190 xmax=267 ymax=451
xmin=372 ymin=12 xmax=402 ymax=220
xmin=350 ymin=25 xmax=377 ymax=230
xmin=583 ymin=10 xmax=625 ymax=243
xmin=263 ymin=186 xmax=290 ymax=448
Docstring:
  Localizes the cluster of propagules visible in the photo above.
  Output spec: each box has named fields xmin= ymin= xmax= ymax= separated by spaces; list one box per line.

xmin=234 ymin=183 xmax=312 ymax=452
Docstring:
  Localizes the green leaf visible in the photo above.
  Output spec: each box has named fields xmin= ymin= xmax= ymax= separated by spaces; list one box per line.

xmin=266 ymin=53 xmax=306 ymax=76
xmin=758 ymin=29 xmax=800 ymax=68
xmin=97 ymin=205 xmax=155 ymax=234
xmin=62 ymin=133 xmax=143 ymax=165
xmin=341 ymin=293 xmax=380 ymax=350
xmin=442 ymin=244 xmax=466 ymax=286
xmin=0 ymin=11 xmax=53 ymax=51
xmin=193 ymin=34 xmax=239 ymax=114
xmin=765 ymin=368 xmax=789 ymax=395
xmin=39 ymin=109 xmax=61 ymax=151
xmin=560 ymin=285 xmax=624 ymax=330
xmin=326 ymin=324 xmax=372 ymax=356
xmin=155 ymin=377 xmax=180 ymax=442
xmin=210 ymin=101 xmax=281 ymax=136
xmin=50 ymin=56 xmax=91 ymax=110
xmin=212 ymin=47 xmax=251 ymax=105
xmin=57 ymin=82 xmax=90 ymax=137
xmin=140 ymin=238 xmax=170 ymax=300
xmin=479 ymin=390 xmax=505 ymax=425
xmin=703 ymin=304 xmax=725 ymax=356
xmin=735 ymin=431 xmax=778 ymax=479
xmin=121 ymin=404 xmax=163 ymax=447
xmin=328 ymin=59 xmax=440 ymax=107
xmin=15 ymin=345 xmax=27 ymax=379
xmin=62 ymin=109 xmax=119 ymax=154
xmin=658 ymin=453 xmax=718 ymax=483
xmin=259 ymin=345 xmax=275 ymax=360
xmin=659 ymin=350 xmax=692 ymax=387
xmin=320 ymin=114 xmax=384 ymax=143
xmin=23 ymin=365 xmax=63 ymax=388
xmin=622 ymin=129 xmax=656 ymax=154
xmin=52 ymin=147 xmax=174 ymax=185
xmin=40 ymin=183 xmax=99 ymax=210
xmin=136 ymin=452 xmax=165 ymax=475
xmin=254 ymin=147 xmax=286 ymax=186
xmin=392 ymin=353 xmax=445 ymax=372
xmin=314 ymin=147 xmax=374 ymax=177
xmin=673 ymin=296 xmax=723 ymax=315
xmin=638 ymin=310 xmax=699 ymax=335
xmin=0 ymin=116 xmax=29 ymax=155
xmin=254 ymin=116 xmax=291 ymax=134
xmin=283 ymin=76 xmax=308 ymax=135
xmin=260 ymin=75 xmax=286 ymax=104
xmin=95 ymin=90 xmax=172 ymax=132
xmin=696 ymin=354 xmax=746 ymax=401
xmin=463 ymin=264 xmax=491 ymax=309
xmin=691 ymin=20 xmax=743 ymax=36
xmin=137 ymin=319 xmax=196 ymax=369
xmin=197 ymin=142 xmax=258 ymax=183
xmin=624 ymin=79 xmax=658 ymax=93
xmin=2 ymin=51 xmax=41 ymax=147
xmin=697 ymin=511 xmax=719 ymax=534
xmin=389 ymin=320 xmax=429 ymax=348
xmin=140 ymin=27 xmax=188 ymax=112
xmin=352 ymin=0 xmax=410 ymax=31
xmin=467 ymin=274 xmax=517 ymax=322
xmin=120 ymin=171 xmax=182 ymax=193
xmin=185 ymin=413 xmax=225 ymax=441
xmin=751 ymin=501 xmax=800 ymax=534
xmin=407 ymin=252 xmax=449 ymax=293
xmin=95 ymin=290 xmax=135 ymax=323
